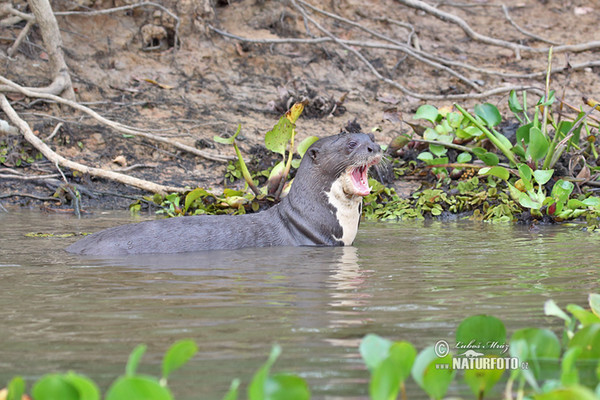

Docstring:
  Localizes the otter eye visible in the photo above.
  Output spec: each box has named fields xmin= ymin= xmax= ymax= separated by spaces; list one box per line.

xmin=348 ymin=140 xmax=358 ymax=150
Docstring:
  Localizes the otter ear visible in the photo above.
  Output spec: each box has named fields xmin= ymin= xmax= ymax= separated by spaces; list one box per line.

xmin=308 ymin=148 xmax=319 ymax=162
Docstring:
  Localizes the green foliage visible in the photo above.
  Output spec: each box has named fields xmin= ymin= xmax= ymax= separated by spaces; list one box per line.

xmin=360 ymin=335 xmax=416 ymax=400
xmin=411 ymin=346 xmax=454 ymax=400
xmin=7 ymin=377 xmax=25 ymax=400
xmin=162 ymin=340 xmax=198 ymax=383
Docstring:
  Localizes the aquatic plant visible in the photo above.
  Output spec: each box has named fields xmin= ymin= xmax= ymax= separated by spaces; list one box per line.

xmin=213 ymin=102 xmax=319 ymax=201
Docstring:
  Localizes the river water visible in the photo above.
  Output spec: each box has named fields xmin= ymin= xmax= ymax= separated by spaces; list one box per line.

xmin=0 ymin=210 xmax=598 ymax=399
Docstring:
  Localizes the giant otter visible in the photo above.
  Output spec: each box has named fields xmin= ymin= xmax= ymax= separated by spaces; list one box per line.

xmin=66 ymin=132 xmax=382 ymax=255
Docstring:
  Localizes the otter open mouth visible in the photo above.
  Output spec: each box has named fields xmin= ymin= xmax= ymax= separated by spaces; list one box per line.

xmin=350 ymin=165 xmax=371 ymax=196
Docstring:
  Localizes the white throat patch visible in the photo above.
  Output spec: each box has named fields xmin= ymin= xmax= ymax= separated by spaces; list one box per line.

xmin=326 ymin=175 xmax=362 ymax=246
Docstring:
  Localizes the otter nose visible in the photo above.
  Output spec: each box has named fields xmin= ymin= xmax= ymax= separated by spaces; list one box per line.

xmin=367 ymin=143 xmax=381 ymax=153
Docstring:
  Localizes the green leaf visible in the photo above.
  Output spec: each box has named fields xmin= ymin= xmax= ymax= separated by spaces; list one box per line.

xmin=390 ymin=341 xmax=416 ymax=383
xmin=510 ymin=328 xmax=560 ymax=380
xmin=412 ymin=346 xmax=454 ymax=400
xmin=184 ymin=188 xmax=209 ymax=214
xmin=359 ymin=334 xmax=392 ymax=371
xmin=538 ymin=90 xmax=556 ymax=106
xmin=568 ymin=324 xmax=600 ymax=359
xmin=516 ymin=123 xmax=533 ymax=144
xmin=214 ymin=124 xmax=242 ymax=145
xmin=534 ymin=385 xmax=598 ymax=400
xmin=566 ymin=304 xmax=600 ymax=327
xmin=518 ymin=163 xmax=533 ymax=188
xmin=296 ymin=136 xmax=319 ymax=157
xmin=414 ymin=104 xmax=440 ymax=123
xmin=32 ymin=374 xmax=79 ymax=400
xmin=222 ymin=379 xmax=240 ymax=400
xmin=479 ymin=166 xmax=510 ymax=181
xmin=456 ymin=126 xmax=482 ymax=139
xmin=472 ymin=147 xmax=486 ymax=156
xmin=551 ymin=180 xmax=574 ymax=204
xmin=248 ymin=345 xmax=282 ymax=400
xmin=474 ymin=103 xmax=502 ymax=127
xmin=126 ymin=344 xmax=147 ymax=377
xmin=264 ymin=374 xmax=310 ymax=400
xmin=567 ymin=199 xmax=586 ymax=209
xmin=370 ymin=355 xmax=401 ymax=400
xmin=583 ymin=197 xmax=600 ymax=208
xmin=508 ymin=183 xmax=523 ymax=202
xmin=534 ymin=169 xmax=554 ymax=185
xmin=509 ymin=90 xmax=524 ymax=113
xmin=106 ymin=376 xmax=173 ymax=400
xmin=526 ymin=127 xmax=550 ymax=162
xmin=162 ymin=339 xmax=198 ymax=381
xmin=417 ymin=152 xmax=433 ymax=162
xmin=64 ymin=372 xmax=100 ymax=400
xmin=447 ymin=112 xmax=463 ymax=128
xmin=423 ymin=128 xmax=439 ymax=141
xmin=429 ymin=143 xmax=448 ymax=157
xmin=456 ymin=152 xmax=472 ymax=163
xmin=463 ymin=357 xmax=504 ymax=398
xmin=544 ymin=299 xmax=571 ymax=323
xmin=265 ymin=116 xmax=294 ymax=157
xmin=429 ymin=157 xmax=449 ymax=166
xmin=477 ymin=152 xmax=499 ymax=166
xmin=456 ymin=315 xmax=506 ymax=356
xmin=590 ymin=294 xmax=600 ymax=318
xmin=369 ymin=340 xmax=417 ymax=400
xmin=7 ymin=376 xmax=25 ymax=400
xmin=519 ymin=192 xmax=541 ymax=209
xmin=560 ymin=346 xmax=582 ymax=386
xmin=512 ymin=144 xmax=526 ymax=159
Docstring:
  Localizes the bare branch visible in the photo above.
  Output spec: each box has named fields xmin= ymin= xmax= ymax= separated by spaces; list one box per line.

xmin=501 ymin=5 xmax=560 ymax=46
xmin=1 ymin=94 xmax=186 ymax=194
xmin=0 ymin=75 xmax=233 ymax=162
xmin=210 ymin=22 xmax=544 ymax=100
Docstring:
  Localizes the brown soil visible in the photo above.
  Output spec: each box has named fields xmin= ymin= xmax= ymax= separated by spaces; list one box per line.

xmin=1 ymin=0 xmax=599 ymax=210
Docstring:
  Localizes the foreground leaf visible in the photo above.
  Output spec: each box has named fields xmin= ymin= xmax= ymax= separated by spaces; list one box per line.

xmin=106 ymin=376 xmax=173 ymax=400
xmin=162 ymin=339 xmax=198 ymax=381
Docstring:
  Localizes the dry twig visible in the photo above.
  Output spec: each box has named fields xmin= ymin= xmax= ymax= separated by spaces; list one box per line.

xmin=0 ymin=75 xmax=233 ymax=162
xmin=1 ymin=94 xmax=186 ymax=194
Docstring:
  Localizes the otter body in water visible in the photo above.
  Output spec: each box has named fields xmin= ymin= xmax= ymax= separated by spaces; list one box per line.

xmin=66 ymin=132 xmax=381 ymax=255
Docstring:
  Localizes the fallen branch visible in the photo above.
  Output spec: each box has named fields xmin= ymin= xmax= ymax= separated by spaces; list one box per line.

xmin=0 ymin=75 xmax=233 ymax=162
xmin=1 ymin=94 xmax=186 ymax=194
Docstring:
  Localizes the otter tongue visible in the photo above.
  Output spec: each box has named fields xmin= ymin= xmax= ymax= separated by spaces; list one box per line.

xmin=351 ymin=166 xmax=371 ymax=196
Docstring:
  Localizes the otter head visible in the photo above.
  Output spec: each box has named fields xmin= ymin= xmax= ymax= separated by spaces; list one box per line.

xmin=288 ymin=132 xmax=382 ymax=246
xmin=303 ymin=132 xmax=382 ymax=197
